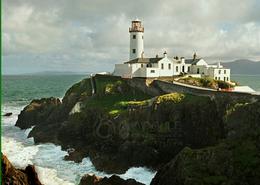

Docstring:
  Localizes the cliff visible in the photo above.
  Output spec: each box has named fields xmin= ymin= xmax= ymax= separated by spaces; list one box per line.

xmin=79 ymin=174 xmax=144 ymax=185
xmin=15 ymin=74 xmax=260 ymax=184
xmin=2 ymin=153 xmax=42 ymax=185
xmin=151 ymin=100 xmax=260 ymax=185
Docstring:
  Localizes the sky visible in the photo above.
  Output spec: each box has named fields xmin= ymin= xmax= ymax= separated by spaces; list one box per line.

xmin=3 ymin=0 xmax=260 ymax=74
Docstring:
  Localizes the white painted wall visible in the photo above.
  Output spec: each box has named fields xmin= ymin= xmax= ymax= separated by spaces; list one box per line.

xmin=132 ymin=67 xmax=159 ymax=78
xmin=132 ymin=67 xmax=145 ymax=77
xmin=129 ymin=32 xmax=144 ymax=60
xmin=158 ymin=58 xmax=173 ymax=77
xmin=190 ymin=65 xmax=209 ymax=75
xmin=113 ymin=56 xmax=231 ymax=82
xmin=113 ymin=64 xmax=132 ymax=78
xmin=146 ymin=67 xmax=159 ymax=77
xmin=131 ymin=63 xmax=145 ymax=74
xmin=173 ymin=63 xmax=182 ymax=75
xmin=209 ymin=68 xmax=230 ymax=81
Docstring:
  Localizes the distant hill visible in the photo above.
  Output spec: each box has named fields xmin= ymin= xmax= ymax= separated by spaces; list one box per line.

xmin=222 ymin=59 xmax=260 ymax=75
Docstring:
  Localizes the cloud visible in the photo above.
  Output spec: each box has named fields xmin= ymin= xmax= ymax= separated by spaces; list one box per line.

xmin=3 ymin=0 xmax=260 ymax=74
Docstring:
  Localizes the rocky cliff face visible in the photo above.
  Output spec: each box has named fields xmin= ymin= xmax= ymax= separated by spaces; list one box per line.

xmin=151 ymin=101 xmax=260 ymax=185
xmin=2 ymin=154 xmax=42 ymax=185
xmin=79 ymin=174 xmax=144 ymax=185
xmin=16 ymin=97 xmax=61 ymax=129
xmin=15 ymin=74 xmax=260 ymax=184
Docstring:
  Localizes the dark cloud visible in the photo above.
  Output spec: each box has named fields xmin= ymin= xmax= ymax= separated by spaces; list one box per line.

xmin=3 ymin=0 xmax=260 ymax=74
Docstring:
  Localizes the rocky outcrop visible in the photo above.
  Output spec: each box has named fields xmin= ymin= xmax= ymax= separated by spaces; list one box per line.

xmin=79 ymin=174 xmax=144 ymax=185
xmin=16 ymin=97 xmax=61 ymax=129
xmin=15 ymin=74 xmax=260 ymax=176
xmin=2 ymin=154 xmax=42 ymax=185
xmin=151 ymin=101 xmax=260 ymax=185
xmin=3 ymin=112 xmax=12 ymax=117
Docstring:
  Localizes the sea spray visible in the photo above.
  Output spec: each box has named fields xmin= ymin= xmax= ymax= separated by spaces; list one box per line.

xmin=2 ymin=104 xmax=156 ymax=185
xmin=120 ymin=167 xmax=156 ymax=185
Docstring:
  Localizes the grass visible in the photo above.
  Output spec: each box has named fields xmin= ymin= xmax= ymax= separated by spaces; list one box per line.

xmin=117 ymin=100 xmax=149 ymax=107
xmin=85 ymin=93 xmax=151 ymax=116
xmin=65 ymin=78 xmax=92 ymax=98
xmin=177 ymin=76 xmax=233 ymax=89
xmin=76 ymin=75 xmax=210 ymax=117
xmin=82 ymin=75 xmax=152 ymax=116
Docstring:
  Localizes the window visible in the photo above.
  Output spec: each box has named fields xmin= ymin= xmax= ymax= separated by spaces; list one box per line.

xmin=182 ymin=66 xmax=185 ymax=72
xmin=227 ymin=77 xmax=229 ymax=81
xmin=215 ymin=77 xmax=217 ymax=80
xmin=224 ymin=77 xmax=226 ymax=81
xmin=188 ymin=67 xmax=190 ymax=72
xmin=151 ymin=70 xmax=155 ymax=73
xmin=161 ymin=63 xmax=164 ymax=70
xmin=168 ymin=63 xmax=171 ymax=70
xmin=141 ymin=64 xmax=143 ymax=68
xmin=133 ymin=35 xmax=136 ymax=39
xmin=197 ymin=68 xmax=199 ymax=74
xmin=219 ymin=70 xmax=221 ymax=74
xmin=132 ymin=49 xmax=136 ymax=53
xmin=142 ymin=35 xmax=144 ymax=39
xmin=218 ymin=77 xmax=220 ymax=80
xmin=176 ymin=66 xmax=179 ymax=72
xmin=224 ymin=70 xmax=226 ymax=74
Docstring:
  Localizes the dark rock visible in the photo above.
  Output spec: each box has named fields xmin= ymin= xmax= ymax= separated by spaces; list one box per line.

xmin=64 ymin=150 xmax=86 ymax=163
xmin=24 ymin=165 xmax=42 ymax=185
xmin=16 ymin=97 xmax=61 ymax=129
xmin=151 ymin=101 xmax=260 ymax=185
xmin=2 ymin=153 xmax=42 ymax=185
xmin=79 ymin=174 xmax=144 ymax=185
xmin=79 ymin=174 xmax=102 ymax=185
xmin=3 ymin=112 xmax=12 ymax=117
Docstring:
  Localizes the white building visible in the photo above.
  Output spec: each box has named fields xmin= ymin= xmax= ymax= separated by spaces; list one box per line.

xmin=113 ymin=20 xmax=231 ymax=82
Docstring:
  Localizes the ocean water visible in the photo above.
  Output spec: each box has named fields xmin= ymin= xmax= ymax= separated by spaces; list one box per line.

xmin=231 ymin=74 xmax=260 ymax=92
xmin=2 ymin=75 xmax=156 ymax=185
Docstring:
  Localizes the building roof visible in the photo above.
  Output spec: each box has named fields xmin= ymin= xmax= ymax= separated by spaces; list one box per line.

xmin=125 ymin=57 xmax=163 ymax=64
xmin=185 ymin=58 xmax=202 ymax=65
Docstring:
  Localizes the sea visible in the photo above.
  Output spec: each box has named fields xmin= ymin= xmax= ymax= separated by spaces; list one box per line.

xmin=2 ymin=75 xmax=156 ymax=185
xmin=2 ymin=74 xmax=260 ymax=185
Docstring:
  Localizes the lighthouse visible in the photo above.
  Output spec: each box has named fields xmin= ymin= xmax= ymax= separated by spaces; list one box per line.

xmin=129 ymin=19 xmax=144 ymax=60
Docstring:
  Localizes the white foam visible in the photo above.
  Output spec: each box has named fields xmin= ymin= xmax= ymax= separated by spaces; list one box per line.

xmin=35 ymin=166 xmax=74 ymax=185
xmin=2 ymin=136 xmax=39 ymax=168
xmin=120 ymin=167 xmax=156 ymax=185
xmin=2 ymin=104 xmax=156 ymax=185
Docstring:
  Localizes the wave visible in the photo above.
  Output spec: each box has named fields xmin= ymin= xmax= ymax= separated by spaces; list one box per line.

xmin=120 ymin=167 xmax=156 ymax=185
xmin=35 ymin=166 xmax=74 ymax=185
xmin=2 ymin=104 xmax=156 ymax=185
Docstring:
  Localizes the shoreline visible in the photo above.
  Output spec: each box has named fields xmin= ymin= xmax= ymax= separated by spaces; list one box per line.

xmin=2 ymin=104 xmax=155 ymax=185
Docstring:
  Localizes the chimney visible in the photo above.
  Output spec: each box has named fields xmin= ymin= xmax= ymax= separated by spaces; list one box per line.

xmin=156 ymin=54 xmax=159 ymax=58
xmin=217 ymin=62 xmax=221 ymax=68
xmin=181 ymin=57 xmax=185 ymax=64
xmin=193 ymin=52 xmax=197 ymax=60
xmin=163 ymin=51 xmax=167 ymax=58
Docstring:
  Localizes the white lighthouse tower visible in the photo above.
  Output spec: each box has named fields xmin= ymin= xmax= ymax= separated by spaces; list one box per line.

xmin=129 ymin=19 xmax=144 ymax=60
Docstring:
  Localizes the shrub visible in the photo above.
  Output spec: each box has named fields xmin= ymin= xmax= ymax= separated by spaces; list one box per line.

xmin=156 ymin=93 xmax=185 ymax=104
xmin=217 ymin=81 xmax=232 ymax=89
xmin=199 ymin=77 xmax=216 ymax=88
